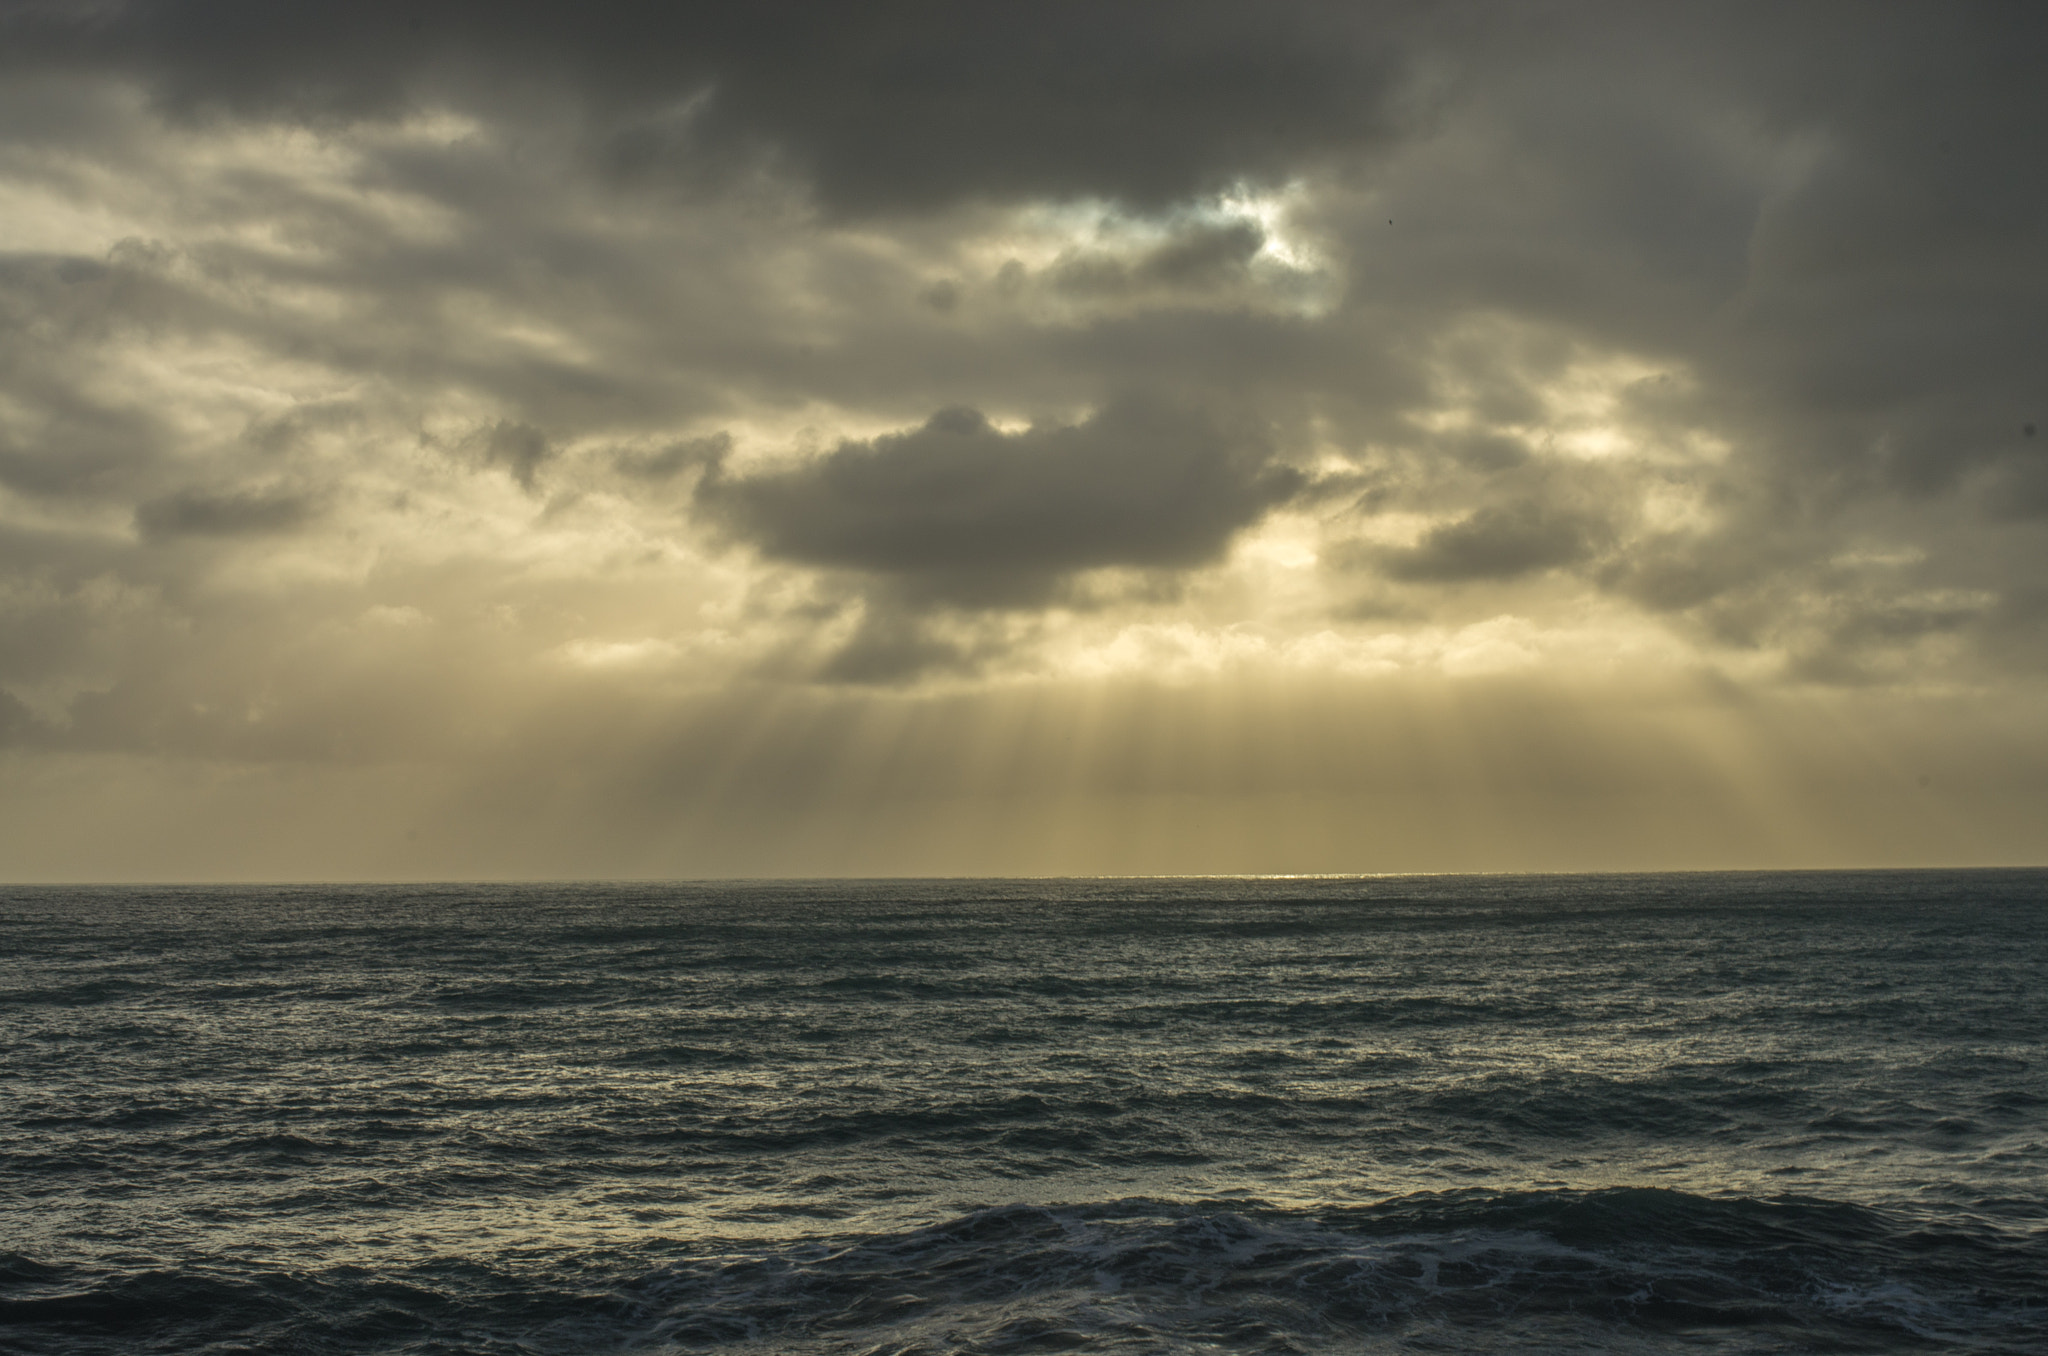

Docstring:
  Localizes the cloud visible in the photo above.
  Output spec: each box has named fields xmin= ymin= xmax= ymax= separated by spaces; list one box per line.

xmin=614 ymin=432 xmax=730 ymax=482
xmin=695 ymin=401 xmax=1303 ymax=597
xmin=469 ymin=420 xmax=550 ymax=490
xmin=813 ymin=607 xmax=991 ymax=686
xmin=5 ymin=0 xmax=1414 ymax=214
xmin=0 ymin=685 xmax=42 ymax=747
xmin=1383 ymin=502 xmax=1610 ymax=583
xmin=1049 ymin=221 xmax=1267 ymax=300
xmin=0 ymin=251 xmax=177 ymax=500
xmin=134 ymin=487 xmax=319 ymax=538
xmin=3 ymin=2 xmax=2048 ymax=871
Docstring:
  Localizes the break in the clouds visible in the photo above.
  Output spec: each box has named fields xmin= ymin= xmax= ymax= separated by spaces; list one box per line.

xmin=1 ymin=0 xmax=2047 ymax=877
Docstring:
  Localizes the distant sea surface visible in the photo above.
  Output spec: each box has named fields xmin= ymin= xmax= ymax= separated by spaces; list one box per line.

xmin=3 ymin=872 xmax=2045 ymax=1355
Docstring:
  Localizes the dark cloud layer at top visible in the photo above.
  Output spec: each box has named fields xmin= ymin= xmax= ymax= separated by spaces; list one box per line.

xmin=4 ymin=0 xmax=1409 ymax=214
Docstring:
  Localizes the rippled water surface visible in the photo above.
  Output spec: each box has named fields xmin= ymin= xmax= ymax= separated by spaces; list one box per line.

xmin=3 ymin=872 xmax=2044 ymax=1353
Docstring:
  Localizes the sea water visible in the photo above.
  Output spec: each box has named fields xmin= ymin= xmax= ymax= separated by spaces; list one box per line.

xmin=2 ymin=871 xmax=2043 ymax=1354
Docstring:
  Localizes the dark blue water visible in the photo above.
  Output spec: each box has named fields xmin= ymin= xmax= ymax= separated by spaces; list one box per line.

xmin=3 ymin=872 xmax=2044 ymax=1354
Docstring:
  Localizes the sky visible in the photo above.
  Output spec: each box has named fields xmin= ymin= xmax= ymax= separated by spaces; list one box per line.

xmin=2 ymin=0 xmax=2046 ymax=879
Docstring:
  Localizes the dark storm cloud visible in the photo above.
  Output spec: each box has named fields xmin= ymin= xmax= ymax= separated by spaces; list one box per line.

xmin=814 ymin=608 xmax=991 ymax=687
xmin=0 ymin=394 xmax=162 ymax=499
xmin=694 ymin=401 xmax=1302 ymax=596
xmin=614 ymin=433 xmax=730 ymax=483
xmin=0 ymin=684 xmax=44 ymax=747
xmin=13 ymin=2 xmax=2048 ymax=877
xmin=1600 ymin=534 xmax=1774 ymax=618
xmin=1385 ymin=502 xmax=1610 ymax=584
xmin=134 ymin=486 xmax=318 ymax=538
xmin=0 ymin=250 xmax=177 ymax=499
xmin=1 ymin=0 xmax=2046 ymax=777
xmin=1784 ymin=594 xmax=1990 ymax=686
xmin=1280 ymin=0 xmax=2048 ymax=673
xmin=470 ymin=421 xmax=551 ymax=491
xmin=4 ymin=0 xmax=1411 ymax=214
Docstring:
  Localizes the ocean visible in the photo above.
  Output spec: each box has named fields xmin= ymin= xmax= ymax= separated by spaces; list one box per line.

xmin=2 ymin=871 xmax=2043 ymax=1354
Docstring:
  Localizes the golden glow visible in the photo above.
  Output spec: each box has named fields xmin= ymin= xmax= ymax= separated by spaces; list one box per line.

xmin=2 ymin=64 xmax=2042 ymax=882
xmin=2 ymin=666 xmax=2043 ymax=879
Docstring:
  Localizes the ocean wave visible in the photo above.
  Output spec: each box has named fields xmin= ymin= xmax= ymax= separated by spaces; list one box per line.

xmin=6 ymin=875 xmax=2045 ymax=1354
xmin=4 ymin=1190 xmax=2042 ymax=1355
xmin=628 ymin=1190 xmax=2048 ymax=1354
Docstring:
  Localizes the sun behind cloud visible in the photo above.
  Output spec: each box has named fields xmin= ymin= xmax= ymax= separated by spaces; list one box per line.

xmin=0 ymin=2 xmax=2045 ymax=877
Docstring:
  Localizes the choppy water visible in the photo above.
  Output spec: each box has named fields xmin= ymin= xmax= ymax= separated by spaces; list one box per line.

xmin=3 ymin=871 xmax=2044 ymax=1354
